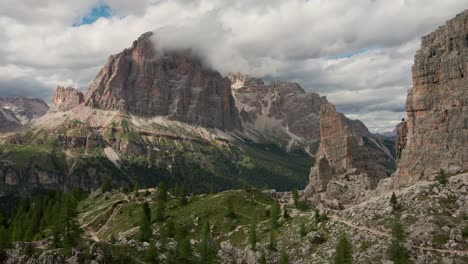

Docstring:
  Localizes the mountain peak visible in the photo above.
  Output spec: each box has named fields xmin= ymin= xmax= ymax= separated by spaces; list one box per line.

xmin=84 ymin=32 xmax=240 ymax=130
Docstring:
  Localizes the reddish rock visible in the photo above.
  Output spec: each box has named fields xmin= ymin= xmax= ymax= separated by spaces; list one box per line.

xmin=394 ymin=10 xmax=468 ymax=186
xmin=50 ymin=86 xmax=84 ymax=112
xmin=395 ymin=121 xmax=407 ymax=161
xmin=85 ymin=32 xmax=240 ymax=130
xmin=306 ymin=103 xmax=388 ymax=193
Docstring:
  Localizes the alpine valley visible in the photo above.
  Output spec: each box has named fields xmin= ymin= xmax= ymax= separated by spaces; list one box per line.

xmin=0 ymin=7 xmax=467 ymax=264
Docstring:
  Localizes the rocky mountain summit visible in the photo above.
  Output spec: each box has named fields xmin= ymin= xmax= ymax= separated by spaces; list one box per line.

xmin=49 ymin=86 xmax=84 ymax=112
xmin=394 ymin=9 xmax=468 ymax=187
xmin=229 ymin=73 xmax=372 ymax=151
xmin=0 ymin=97 xmax=49 ymax=127
xmin=85 ymin=32 xmax=240 ymax=130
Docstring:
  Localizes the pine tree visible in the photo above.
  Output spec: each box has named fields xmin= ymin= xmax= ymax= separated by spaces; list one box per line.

xmin=225 ymin=197 xmax=236 ymax=219
xmin=299 ymin=223 xmax=307 ymax=237
xmin=270 ymin=202 xmax=281 ymax=228
xmin=283 ymin=208 xmax=290 ymax=219
xmin=198 ymin=220 xmax=218 ymax=264
xmin=259 ymin=251 xmax=267 ymax=264
xmin=279 ymin=250 xmax=289 ymax=264
xmin=436 ymin=168 xmax=448 ymax=185
xmin=333 ymin=233 xmax=353 ymax=264
xmin=268 ymin=231 xmax=277 ymax=251
xmin=155 ymin=200 xmax=166 ymax=222
xmin=145 ymin=242 xmax=159 ymax=263
xmin=139 ymin=203 xmax=152 ymax=241
xmin=158 ymin=182 xmax=168 ymax=202
xmin=60 ymin=193 xmax=82 ymax=248
xmin=0 ymin=226 xmax=10 ymax=255
xmin=101 ymin=178 xmax=112 ymax=193
xmin=142 ymin=202 xmax=151 ymax=222
xmin=179 ymin=187 xmax=188 ymax=206
xmin=390 ymin=192 xmax=398 ymax=211
xmin=292 ymin=189 xmax=299 ymax=208
xmin=165 ymin=220 xmax=176 ymax=238
xmin=249 ymin=219 xmax=257 ymax=251
xmin=388 ymin=217 xmax=410 ymax=264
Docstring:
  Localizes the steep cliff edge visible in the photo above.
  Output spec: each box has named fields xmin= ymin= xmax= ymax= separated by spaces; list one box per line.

xmin=305 ymin=103 xmax=389 ymax=206
xmin=85 ymin=32 xmax=240 ymax=131
xmin=394 ymin=10 xmax=468 ymax=187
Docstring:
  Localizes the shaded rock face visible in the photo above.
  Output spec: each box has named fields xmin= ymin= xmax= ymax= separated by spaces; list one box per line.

xmin=229 ymin=73 xmax=375 ymax=155
xmin=229 ymin=73 xmax=327 ymax=143
xmin=0 ymin=108 xmax=21 ymax=131
xmin=0 ymin=97 xmax=49 ymax=125
xmin=394 ymin=10 xmax=468 ymax=186
xmin=395 ymin=121 xmax=408 ymax=161
xmin=85 ymin=32 xmax=240 ymax=130
xmin=306 ymin=103 xmax=388 ymax=195
xmin=49 ymin=86 xmax=84 ymax=112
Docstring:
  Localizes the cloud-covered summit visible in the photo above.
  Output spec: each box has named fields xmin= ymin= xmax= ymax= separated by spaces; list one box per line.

xmin=0 ymin=0 xmax=466 ymax=132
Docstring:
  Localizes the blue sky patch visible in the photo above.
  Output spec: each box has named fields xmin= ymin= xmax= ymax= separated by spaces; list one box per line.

xmin=74 ymin=4 xmax=112 ymax=26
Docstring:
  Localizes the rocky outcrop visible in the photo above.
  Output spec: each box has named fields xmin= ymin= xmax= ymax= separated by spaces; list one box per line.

xmin=306 ymin=103 xmax=388 ymax=198
xmin=0 ymin=96 xmax=48 ymax=125
xmin=395 ymin=120 xmax=408 ymax=161
xmin=85 ymin=32 xmax=240 ymax=130
xmin=49 ymin=86 xmax=84 ymax=112
xmin=394 ymin=10 xmax=468 ymax=186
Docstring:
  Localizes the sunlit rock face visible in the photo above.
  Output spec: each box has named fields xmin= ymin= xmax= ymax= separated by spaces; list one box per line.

xmin=85 ymin=32 xmax=240 ymax=131
xmin=49 ymin=86 xmax=84 ymax=112
xmin=394 ymin=10 xmax=468 ymax=187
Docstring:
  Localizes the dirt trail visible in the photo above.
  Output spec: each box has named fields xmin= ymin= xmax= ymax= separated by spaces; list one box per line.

xmin=330 ymin=215 xmax=468 ymax=255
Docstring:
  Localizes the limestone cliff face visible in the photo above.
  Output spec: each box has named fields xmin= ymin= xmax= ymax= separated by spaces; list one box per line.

xmin=85 ymin=32 xmax=240 ymax=130
xmin=395 ymin=121 xmax=408 ymax=162
xmin=394 ymin=10 xmax=468 ymax=186
xmin=307 ymin=103 xmax=388 ymax=193
xmin=49 ymin=86 xmax=84 ymax=112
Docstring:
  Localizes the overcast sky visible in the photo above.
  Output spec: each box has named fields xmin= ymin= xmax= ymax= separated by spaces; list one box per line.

xmin=0 ymin=0 xmax=466 ymax=132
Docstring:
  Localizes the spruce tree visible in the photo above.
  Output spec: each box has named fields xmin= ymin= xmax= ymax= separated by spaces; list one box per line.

xmin=158 ymin=182 xmax=168 ymax=202
xmin=139 ymin=203 xmax=152 ymax=241
xmin=142 ymin=202 xmax=151 ymax=222
xmin=390 ymin=192 xmax=398 ymax=211
xmin=270 ymin=202 xmax=281 ymax=228
xmin=249 ymin=219 xmax=257 ymax=251
xmin=60 ymin=193 xmax=82 ymax=248
xmin=225 ymin=197 xmax=236 ymax=219
xmin=299 ymin=223 xmax=307 ymax=237
xmin=0 ymin=226 xmax=10 ymax=255
xmin=198 ymin=220 xmax=218 ymax=264
xmin=388 ymin=217 xmax=410 ymax=264
xmin=259 ymin=251 xmax=267 ymax=264
xmin=279 ymin=250 xmax=289 ymax=264
xmin=268 ymin=231 xmax=277 ymax=251
xmin=333 ymin=233 xmax=353 ymax=264
xmin=292 ymin=189 xmax=299 ymax=208
xmin=155 ymin=200 xmax=166 ymax=222
xmin=101 ymin=178 xmax=112 ymax=193
xmin=436 ymin=169 xmax=448 ymax=185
